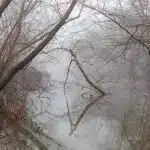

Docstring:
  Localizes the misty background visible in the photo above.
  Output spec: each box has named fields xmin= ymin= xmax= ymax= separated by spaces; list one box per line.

xmin=0 ymin=0 xmax=149 ymax=150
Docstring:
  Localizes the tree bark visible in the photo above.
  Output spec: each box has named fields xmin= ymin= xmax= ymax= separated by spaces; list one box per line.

xmin=0 ymin=0 xmax=12 ymax=18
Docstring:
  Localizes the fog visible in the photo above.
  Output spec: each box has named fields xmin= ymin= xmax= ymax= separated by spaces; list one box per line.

xmin=0 ymin=0 xmax=150 ymax=150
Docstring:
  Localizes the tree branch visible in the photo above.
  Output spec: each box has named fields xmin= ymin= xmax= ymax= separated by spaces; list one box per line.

xmin=0 ymin=0 xmax=78 ymax=92
xmin=83 ymin=3 xmax=150 ymax=56
xmin=0 ymin=0 xmax=12 ymax=18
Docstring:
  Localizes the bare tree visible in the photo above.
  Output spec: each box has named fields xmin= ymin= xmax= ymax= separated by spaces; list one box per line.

xmin=52 ymin=0 xmax=150 ymax=149
xmin=0 ymin=0 xmax=79 ymax=149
